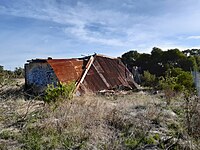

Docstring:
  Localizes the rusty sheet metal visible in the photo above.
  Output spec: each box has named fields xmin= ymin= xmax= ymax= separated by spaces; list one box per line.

xmin=47 ymin=59 xmax=84 ymax=84
xmin=74 ymin=56 xmax=94 ymax=93
xmin=25 ymin=55 xmax=138 ymax=95
xmin=81 ymin=55 xmax=138 ymax=92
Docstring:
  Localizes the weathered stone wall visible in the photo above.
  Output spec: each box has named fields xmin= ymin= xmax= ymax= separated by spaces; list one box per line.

xmin=25 ymin=62 xmax=58 ymax=93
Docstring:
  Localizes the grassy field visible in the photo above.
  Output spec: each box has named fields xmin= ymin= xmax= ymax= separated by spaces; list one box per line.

xmin=0 ymin=82 xmax=200 ymax=150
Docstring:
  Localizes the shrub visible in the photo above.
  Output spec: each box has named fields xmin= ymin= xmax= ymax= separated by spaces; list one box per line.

xmin=21 ymin=128 xmax=43 ymax=150
xmin=44 ymin=81 xmax=76 ymax=103
xmin=159 ymin=68 xmax=195 ymax=101
xmin=159 ymin=76 xmax=177 ymax=102
xmin=159 ymin=76 xmax=177 ymax=91
xmin=184 ymin=97 xmax=200 ymax=139
xmin=0 ymin=130 xmax=18 ymax=140
xmin=13 ymin=67 xmax=24 ymax=78
xmin=169 ymin=68 xmax=194 ymax=92
xmin=124 ymin=137 xmax=139 ymax=149
xmin=142 ymin=71 xmax=157 ymax=87
xmin=176 ymin=71 xmax=194 ymax=92
xmin=0 ymin=73 xmax=12 ymax=86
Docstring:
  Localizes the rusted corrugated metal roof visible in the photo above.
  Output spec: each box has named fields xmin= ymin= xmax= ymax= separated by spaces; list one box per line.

xmin=79 ymin=55 xmax=138 ymax=93
xmin=47 ymin=59 xmax=85 ymax=84
xmin=25 ymin=54 xmax=139 ymax=95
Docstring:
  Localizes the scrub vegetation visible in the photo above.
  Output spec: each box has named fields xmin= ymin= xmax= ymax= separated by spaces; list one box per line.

xmin=0 ymin=85 xmax=200 ymax=149
xmin=0 ymin=48 xmax=200 ymax=149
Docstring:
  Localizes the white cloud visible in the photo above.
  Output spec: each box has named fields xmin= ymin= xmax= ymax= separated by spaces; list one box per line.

xmin=1 ymin=0 xmax=200 ymax=69
xmin=187 ymin=36 xmax=200 ymax=40
xmin=63 ymin=25 xmax=125 ymax=46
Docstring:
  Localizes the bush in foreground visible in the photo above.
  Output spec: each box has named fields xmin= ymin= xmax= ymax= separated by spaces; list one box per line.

xmin=44 ymin=81 xmax=76 ymax=104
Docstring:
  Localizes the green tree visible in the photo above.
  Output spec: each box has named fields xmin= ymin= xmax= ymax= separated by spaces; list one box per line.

xmin=14 ymin=67 xmax=24 ymax=78
xmin=121 ymin=48 xmax=196 ymax=92
xmin=0 ymin=65 xmax=3 ymax=72
xmin=162 ymin=49 xmax=185 ymax=68
xmin=135 ymin=53 xmax=151 ymax=72
xmin=179 ymin=56 xmax=197 ymax=71
xmin=160 ymin=68 xmax=194 ymax=93
xmin=182 ymin=49 xmax=200 ymax=71
xmin=142 ymin=71 xmax=156 ymax=87
xmin=151 ymin=47 xmax=163 ymax=59
xmin=121 ymin=50 xmax=140 ymax=70
xmin=150 ymin=47 xmax=165 ymax=76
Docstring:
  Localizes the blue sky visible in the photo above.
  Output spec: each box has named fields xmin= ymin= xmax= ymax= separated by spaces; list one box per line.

xmin=1 ymin=0 xmax=200 ymax=70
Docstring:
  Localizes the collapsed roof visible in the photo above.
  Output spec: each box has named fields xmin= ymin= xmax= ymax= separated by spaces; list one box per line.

xmin=25 ymin=54 xmax=139 ymax=95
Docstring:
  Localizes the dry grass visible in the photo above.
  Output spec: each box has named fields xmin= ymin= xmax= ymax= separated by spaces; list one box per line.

xmin=0 ymin=86 xmax=200 ymax=149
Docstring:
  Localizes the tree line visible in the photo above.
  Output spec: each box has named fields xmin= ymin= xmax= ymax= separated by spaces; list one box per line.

xmin=0 ymin=66 xmax=24 ymax=78
xmin=121 ymin=47 xmax=199 ymax=94
xmin=0 ymin=66 xmax=24 ymax=86
xmin=0 ymin=48 xmax=199 ymax=94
